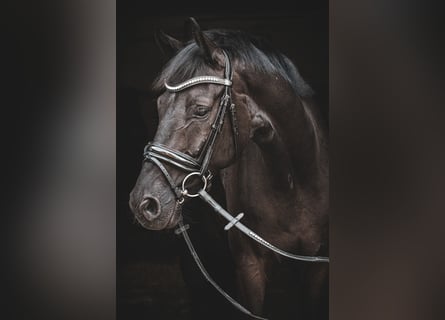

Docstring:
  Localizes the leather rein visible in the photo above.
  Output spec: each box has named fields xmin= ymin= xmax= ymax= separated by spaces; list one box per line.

xmin=142 ymin=50 xmax=329 ymax=319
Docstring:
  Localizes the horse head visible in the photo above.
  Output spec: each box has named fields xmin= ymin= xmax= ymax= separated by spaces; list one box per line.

xmin=129 ymin=18 xmax=324 ymax=232
xmin=129 ymin=18 xmax=255 ymax=229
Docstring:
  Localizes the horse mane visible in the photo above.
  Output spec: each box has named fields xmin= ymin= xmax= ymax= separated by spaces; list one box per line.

xmin=152 ymin=29 xmax=314 ymax=97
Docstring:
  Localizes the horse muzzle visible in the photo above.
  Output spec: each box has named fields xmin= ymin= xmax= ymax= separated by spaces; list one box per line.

xmin=129 ymin=187 xmax=183 ymax=230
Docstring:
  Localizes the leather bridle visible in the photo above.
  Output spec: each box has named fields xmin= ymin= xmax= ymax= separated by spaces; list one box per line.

xmin=141 ymin=49 xmax=329 ymax=320
xmin=143 ymin=50 xmax=238 ymax=202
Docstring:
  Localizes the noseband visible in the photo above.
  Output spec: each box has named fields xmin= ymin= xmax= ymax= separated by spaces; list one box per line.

xmin=143 ymin=50 xmax=238 ymax=203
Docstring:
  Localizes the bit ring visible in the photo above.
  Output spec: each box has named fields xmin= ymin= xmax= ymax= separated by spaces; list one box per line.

xmin=181 ymin=172 xmax=207 ymax=198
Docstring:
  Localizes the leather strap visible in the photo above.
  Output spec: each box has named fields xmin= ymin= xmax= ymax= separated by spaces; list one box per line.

xmin=176 ymin=219 xmax=268 ymax=320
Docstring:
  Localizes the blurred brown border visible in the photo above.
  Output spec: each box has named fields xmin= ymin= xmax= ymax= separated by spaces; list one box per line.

xmin=330 ymin=1 xmax=445 ymax=319
xmin=6 ymin=0 xmax=445 ymax=319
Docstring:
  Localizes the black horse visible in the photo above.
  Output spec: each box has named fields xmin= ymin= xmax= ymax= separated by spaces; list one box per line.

xmin=129 ymin=18 xmax=329 ymax=319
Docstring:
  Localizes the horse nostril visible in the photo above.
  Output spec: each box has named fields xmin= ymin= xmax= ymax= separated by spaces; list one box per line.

xmin=139 ymin=196 xmax=161 ymax=221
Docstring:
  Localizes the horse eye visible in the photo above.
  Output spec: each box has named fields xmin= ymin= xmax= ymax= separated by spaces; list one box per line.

xmin=193 ymin=105 xmax=210 ymax=118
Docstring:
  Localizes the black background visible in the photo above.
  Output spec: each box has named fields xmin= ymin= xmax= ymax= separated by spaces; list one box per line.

xmin=117 ymin=2 xmax=328 ymax=319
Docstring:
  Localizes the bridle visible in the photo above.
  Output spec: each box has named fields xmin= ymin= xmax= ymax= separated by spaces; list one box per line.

xmin=143 ymin=50 xmax=238 ymax=203
xmin=142 ymin=49 xmax=328 ymax=320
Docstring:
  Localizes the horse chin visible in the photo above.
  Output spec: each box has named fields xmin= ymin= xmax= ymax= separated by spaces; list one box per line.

xmin=163 ymin=201 xmax=183 ymax=229
xmin=135 ymin=200 xmax=183 ymax=231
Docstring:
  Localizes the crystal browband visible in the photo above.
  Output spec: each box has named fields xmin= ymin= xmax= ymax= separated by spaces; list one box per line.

xmin=165 ymin=76 xmax=232 ymax=92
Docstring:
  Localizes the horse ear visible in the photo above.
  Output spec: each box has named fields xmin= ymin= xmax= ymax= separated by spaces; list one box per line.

xmin=186 ymin=17 xmax=222 ymax=66
xmin=154 ymin=29 xmax=184 ymax=58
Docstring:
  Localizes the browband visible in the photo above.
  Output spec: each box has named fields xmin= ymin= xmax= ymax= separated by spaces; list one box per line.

xmin=165 ymin=76 xmax=232 ymax=92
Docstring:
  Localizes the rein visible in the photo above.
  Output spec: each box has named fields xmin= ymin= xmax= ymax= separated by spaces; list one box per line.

xmin=143 ymin=50 xmax=329 ymax=319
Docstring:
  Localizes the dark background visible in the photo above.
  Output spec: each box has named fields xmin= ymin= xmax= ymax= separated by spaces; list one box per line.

xmin=117 ymin=2 xmax=328 ymax=319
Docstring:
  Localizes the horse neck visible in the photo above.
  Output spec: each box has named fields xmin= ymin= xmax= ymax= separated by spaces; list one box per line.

xmin=248 ymin=72 xmax=327 ymax=189
xmin=283 ymin=100 xmax=326 ymax=186
xmin=221 ymin=74 xmax=328 ymax=224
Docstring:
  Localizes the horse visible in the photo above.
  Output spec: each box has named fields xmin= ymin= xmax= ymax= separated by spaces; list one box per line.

xmin=129 ymin=18 xmax=329 ymax=319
